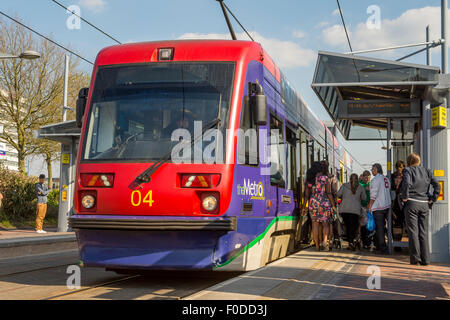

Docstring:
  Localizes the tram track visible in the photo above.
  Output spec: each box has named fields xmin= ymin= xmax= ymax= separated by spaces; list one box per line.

xmin=42 ymin=270 xmax=245 ymax=300
xmin=43 ymin=274 xmax=141 ymax=300
xmin=0 ymin=263 xmax=74 ymax=278
xmin=0 ymin=244 xmax=312 ymax=300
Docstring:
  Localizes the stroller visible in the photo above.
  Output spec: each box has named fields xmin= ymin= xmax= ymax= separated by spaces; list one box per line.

xmin=332 ymin=203 xmax=366 ymax=250
xmin=331 ymin=206 xmax=345 ymax=249
xmin=331 ymin=200 xmax=344 ymax=249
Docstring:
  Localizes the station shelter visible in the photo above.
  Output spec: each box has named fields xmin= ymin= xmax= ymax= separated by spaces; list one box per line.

xmin=312 ymin=51 xmax=449 ymax=262
xmin=37 ymin=120 xmax=80 ymax=232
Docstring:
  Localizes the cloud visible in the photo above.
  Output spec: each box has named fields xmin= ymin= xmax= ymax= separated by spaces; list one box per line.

xmin=332 ymin=9 xmax=340 ymax=16
xmin=79 ymin=0 xmax=106 ymax=13
xmin=292 ymin=30 xmax=306 ymax=39
xmin=322 ymin=6 xmax=444 ymax=53
xmin=322 ymin=24 xmax=351 ymax=48
xmin=178 ymin=31 xmax=316 ymax=68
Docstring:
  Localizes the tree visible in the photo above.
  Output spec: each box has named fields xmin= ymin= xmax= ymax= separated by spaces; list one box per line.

xmin=35 ymin=68 xmax=90 ymax=188
xmin=0 ymin=17 xmax=88 ymax=173
xmin=34 ymin=140 xmax=59 ymax=190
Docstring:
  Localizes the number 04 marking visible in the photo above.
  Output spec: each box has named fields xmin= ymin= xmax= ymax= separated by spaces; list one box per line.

xmin=131 ymin=190 xmax=154 ymax=207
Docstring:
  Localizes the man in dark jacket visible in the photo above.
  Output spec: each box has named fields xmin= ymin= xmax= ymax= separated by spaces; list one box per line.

xmin=400 ymin=153 xmax=440 ymax=266
xmin=35 ymin=174 xmax=50 ymax=233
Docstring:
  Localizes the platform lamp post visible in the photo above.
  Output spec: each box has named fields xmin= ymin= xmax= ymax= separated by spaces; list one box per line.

xmin=0 ymin=50 xmax=41 ymax=60
xmin=0 ymin=50 xmax=41 ymax=176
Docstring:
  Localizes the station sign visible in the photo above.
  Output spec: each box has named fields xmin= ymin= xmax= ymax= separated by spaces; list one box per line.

xmin=62 ymin=153 xmax=70 ymax=164
xmin=431 ymin=106 xmax=447 ymax=129
xmin=337 ymin=99 xmax=421 ymax=119
xmin=438 ymin=181 xmax=444 ymax=201
xmin=434 ymin=170 xmax=445 ymax=177
xmin=61 ymin=190 xmax=67 ymax=202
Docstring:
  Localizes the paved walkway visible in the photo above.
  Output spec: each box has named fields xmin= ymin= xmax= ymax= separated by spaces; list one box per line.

xmin=186 ymin=248 xmax=450 ymax=300
xmin=0 ymin=228 xmax=73 ymax=240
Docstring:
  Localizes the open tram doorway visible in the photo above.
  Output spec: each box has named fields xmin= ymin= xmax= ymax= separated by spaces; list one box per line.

xmin=311 ymin=51 xmax=442 ymax=254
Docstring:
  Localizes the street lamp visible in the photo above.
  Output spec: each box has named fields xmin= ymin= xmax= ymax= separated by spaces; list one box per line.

xmin=0 ymin=50 xmax=41 ymax=60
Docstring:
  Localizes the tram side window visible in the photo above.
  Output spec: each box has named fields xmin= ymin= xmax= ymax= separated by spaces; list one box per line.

xmin=237 ymin=96 xmax=258 ymax=166
xmin=319 ymin=145 xmax=325 ymax=161
xmin=270 ymin=115 xmax=286 ymax=188
xmin=298 ymin=130 xmax=308 ymax=207
xmin=308 ymin=140 xmax=314 ymax=165
xmin=286 ymin=127 xmax=297 ymax=192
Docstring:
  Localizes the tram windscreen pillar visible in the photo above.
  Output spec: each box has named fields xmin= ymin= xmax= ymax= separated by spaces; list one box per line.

xmin=57 ymin=140 xmax=75 ymax=232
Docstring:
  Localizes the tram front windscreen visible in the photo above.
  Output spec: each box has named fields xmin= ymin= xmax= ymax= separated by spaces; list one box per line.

xmin=82 ymin=62 xmax=235 ymax=162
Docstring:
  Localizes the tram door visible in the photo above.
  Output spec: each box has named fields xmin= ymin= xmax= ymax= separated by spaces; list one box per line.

xmin=392 ymin=141 xmax=414 ymax=167
xmin=286 ymin=126 xmax=299 ymax=210
xmin=295 ymin=129 xmax=311 ymax=245
xmin=268 ymin=114 xmax=287 ymax=216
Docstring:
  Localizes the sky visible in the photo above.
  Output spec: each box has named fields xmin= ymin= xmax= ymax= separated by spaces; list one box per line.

xmin=1 ymin=0 xmax=448 ymax=176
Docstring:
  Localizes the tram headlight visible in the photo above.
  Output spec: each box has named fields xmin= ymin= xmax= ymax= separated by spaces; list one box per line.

xmin=81 ymin=194 xmax=95 ymax=209
xmin=202 ymin=195 xmax=218 ymax=212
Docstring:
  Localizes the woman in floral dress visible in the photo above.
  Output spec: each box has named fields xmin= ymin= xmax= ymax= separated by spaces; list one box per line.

xmin=305 ymin=161 xmax=337 ymax=251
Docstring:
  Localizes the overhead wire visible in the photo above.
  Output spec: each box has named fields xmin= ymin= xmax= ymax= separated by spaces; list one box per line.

xmin=0 ymin=10 xmax=94 ymax=65
xmin=50 ymin=0 xmax=121 ymax=44
xmin=336 ymin=0 xmax=353 ymax=52
xmin=222 ymin=1 xmax=254 ymax=41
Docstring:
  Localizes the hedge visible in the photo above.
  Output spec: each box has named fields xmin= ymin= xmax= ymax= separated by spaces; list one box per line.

xmin=0 ymin=165 xmax=58 ymax=224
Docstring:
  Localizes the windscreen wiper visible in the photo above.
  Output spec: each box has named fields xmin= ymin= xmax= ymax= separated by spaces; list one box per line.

xmin=116 ymin=132 xmax=141 ymax=158
xmin=131 ymin=117 xmax=221 ymax=189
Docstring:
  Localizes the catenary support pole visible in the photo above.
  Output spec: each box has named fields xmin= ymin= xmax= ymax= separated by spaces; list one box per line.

xmin=387 ymin=118 xmax=393 ymax=254
xmin=57 ymin=54 xmax=71 ymax=232
xmin=442 ymin=0 xmax=448 ymax=73
xmin=427 ymin=25 xmax=432 ymax=66
xmin=63 ymin=55 xmax=69 ymax=122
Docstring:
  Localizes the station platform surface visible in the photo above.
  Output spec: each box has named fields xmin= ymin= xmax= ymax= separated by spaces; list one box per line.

xmin=0 ymin=227 xmax=73 ymax=240
xmin=0 ymin=228 xmax=76 ymax=259
xmin=186 ymin=247 xmax=450 ymax=300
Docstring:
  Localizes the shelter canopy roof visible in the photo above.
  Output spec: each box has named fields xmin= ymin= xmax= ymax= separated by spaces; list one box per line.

xmin=312 ymin=51 xmax=441 ymax=140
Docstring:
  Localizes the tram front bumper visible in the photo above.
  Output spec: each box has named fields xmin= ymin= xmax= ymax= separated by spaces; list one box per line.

xmin=69 ymin=215 xmax=237 ymax=270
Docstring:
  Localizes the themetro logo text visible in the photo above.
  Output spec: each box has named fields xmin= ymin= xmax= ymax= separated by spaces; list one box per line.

xmin=237 ymin=179 xmax=265 ymax=200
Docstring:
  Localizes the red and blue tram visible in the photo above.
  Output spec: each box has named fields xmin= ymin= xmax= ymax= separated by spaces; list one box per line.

xmin=70 ymin=40 xmax=353 ymax=271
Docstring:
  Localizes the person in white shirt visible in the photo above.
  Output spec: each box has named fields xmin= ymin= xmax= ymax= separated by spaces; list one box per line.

xmin=367 ymin=163 xmax=391 ymax=253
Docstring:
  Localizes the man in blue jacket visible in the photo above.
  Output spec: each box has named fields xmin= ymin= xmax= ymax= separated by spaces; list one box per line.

xmin=35 ymin=174 xmax=50 ymax=233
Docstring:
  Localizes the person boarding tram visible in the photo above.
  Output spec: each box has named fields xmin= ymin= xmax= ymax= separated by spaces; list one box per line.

xmin=400 ymin=153 xmax=440 ymax=266
xmin=367 ymin=163 xmax=391 ymax=254
xmin=337 ymin=173 xmax=366 ymax=250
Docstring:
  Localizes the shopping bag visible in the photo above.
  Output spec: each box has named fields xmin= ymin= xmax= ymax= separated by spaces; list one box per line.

xmin=366 ymin=211 xmax=375 ymax=232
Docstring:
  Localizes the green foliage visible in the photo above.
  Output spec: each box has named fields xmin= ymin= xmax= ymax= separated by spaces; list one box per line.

xmin=0 ymin=165 xmax=38 ymax=221
xmin=0 ymin=166 xmax=60 ymax=227
xmin=47 ymin=189 xmax=59 ymax=207
xmin=46 ymin=189 xmax=59 ymax=223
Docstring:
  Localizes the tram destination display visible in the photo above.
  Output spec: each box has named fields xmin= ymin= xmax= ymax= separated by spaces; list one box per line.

xmin=337 ymin=99 xmax=421 ymax=119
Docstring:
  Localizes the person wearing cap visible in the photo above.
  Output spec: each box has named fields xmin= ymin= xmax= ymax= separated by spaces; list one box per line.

xmin=35 ymin=174 xmax=49 ymax=233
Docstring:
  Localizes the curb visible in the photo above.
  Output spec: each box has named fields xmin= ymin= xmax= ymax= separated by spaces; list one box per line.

xmin=0 ymin=234 xmax=78 ymax=259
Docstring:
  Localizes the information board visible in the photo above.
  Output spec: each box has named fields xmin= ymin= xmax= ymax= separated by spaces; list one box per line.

xmin=338 ymin=99 xmax=421 ymax=119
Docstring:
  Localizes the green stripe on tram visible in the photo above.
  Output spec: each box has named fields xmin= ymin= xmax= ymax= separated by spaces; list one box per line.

xmin=214 ymin=215 xmax=298 ymax=269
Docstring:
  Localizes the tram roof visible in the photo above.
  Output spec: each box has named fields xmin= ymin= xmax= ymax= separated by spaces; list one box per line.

xmin=311 ymin=51 xmax=441 ymax=140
